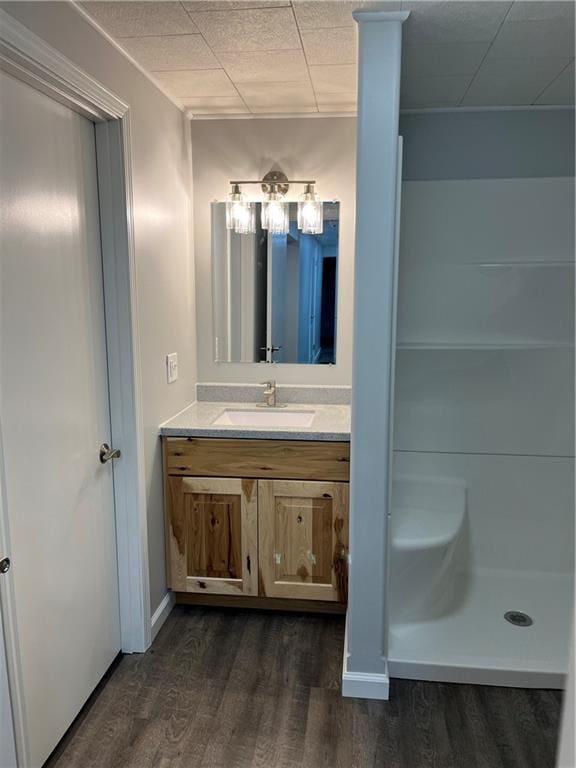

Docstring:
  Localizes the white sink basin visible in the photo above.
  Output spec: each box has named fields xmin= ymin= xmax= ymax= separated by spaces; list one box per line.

xmin=212 ymin=408 xmax=316 ymax=428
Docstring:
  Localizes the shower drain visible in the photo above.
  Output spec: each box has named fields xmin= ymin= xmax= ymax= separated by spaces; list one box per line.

xmin=504 ymin=611 xmax=533 ymax=627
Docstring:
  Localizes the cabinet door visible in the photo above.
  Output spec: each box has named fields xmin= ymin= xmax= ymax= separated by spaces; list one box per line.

xmin=167 ymin=477 xmax=258 ymax=595
xmin=258 ymin=480 xmax=349 ymax=602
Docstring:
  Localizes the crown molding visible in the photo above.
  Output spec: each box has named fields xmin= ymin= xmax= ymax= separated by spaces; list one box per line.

xmin=187 ymin=110 xmax=357 ymax=120
xmin=0 ymin=8 xmax=127 ymax=120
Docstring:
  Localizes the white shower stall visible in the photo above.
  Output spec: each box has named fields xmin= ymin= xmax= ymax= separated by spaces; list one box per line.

xmin=388 ymin=176 xmax=574 ymax=687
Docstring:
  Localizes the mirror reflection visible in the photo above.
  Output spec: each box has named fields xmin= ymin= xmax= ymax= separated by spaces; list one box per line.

xmin=212 ymin=201 xmax=339 ymax=365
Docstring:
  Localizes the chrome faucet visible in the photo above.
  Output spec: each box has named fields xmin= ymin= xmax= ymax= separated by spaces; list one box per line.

xmin=258 ymin=380 xmax=284 ymax=408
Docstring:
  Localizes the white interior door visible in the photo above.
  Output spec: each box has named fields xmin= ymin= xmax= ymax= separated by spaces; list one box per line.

xmin=0 ymin=71 xmax=121 ymax=766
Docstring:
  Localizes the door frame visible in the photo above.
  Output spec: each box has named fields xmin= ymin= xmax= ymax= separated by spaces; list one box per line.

xmin=0 ymin=440 xmax=17 ymax=768
xmin=0 ymin=9 xmax=151 ymax=764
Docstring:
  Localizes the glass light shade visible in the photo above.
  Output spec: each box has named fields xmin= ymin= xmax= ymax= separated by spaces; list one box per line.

xmin=261 ymin=192 xmax=289 ymax=235
xmin=226 ymin=188 xmax=255 ymax=234
xmin=298 ymin=189 xmax=323 ymax=234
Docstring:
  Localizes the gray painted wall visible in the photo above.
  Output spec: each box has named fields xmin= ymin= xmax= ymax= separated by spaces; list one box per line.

xmin=400 ymin=108 xmax=574 ymax=180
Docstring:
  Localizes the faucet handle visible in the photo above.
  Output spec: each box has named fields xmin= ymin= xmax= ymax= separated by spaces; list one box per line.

xmin=260 ymin=379 xmax=275 ymax=389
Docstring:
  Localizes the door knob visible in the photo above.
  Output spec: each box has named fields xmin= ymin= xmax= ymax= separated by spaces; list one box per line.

xmin=99 ymin=443 xmax=121 ymax=464
xmin=0 ymin=557 xmax=10 ymax=574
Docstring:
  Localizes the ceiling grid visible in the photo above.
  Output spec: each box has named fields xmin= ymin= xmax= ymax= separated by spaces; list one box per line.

xmin=80 ymin=0 xmax=576 ymax=116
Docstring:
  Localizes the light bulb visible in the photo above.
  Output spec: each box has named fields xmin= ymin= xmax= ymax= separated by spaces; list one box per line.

xmin=261 ymin=191 xmax=289 ymax=235
xmin=226 ymin=185 xmax=255 ymax=234
xmin=298 ymin=184 xmax=323 ymax=234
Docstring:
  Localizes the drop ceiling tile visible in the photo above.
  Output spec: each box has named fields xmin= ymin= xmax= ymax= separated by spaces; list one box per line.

xmin=490 ymin=19 xmax=575 ymax=58
xmin=81 ymin=2 xmax=199 ymax=37
xmin=83 ymin=0 xmax=575 ymax=113
xmin=316 ymin=91 xmax=357 ymax=111
xmin=536 ymin=62 xmax=575 ymax=105
xmin=507 ymin=1 xmax=575 ymax=22
xmin=309 ymin=64 xmax=357 ymax=93
xmin=301 ymin=27 xmax=357 ymax=65
xmin=292 ymin=1 xmax=399 ymax=30
xmin=462 ymin=56 xmax=571 ymax=105
xmin=175 ymin=95 xmax=248 ymax=113
xmin=236 ymin=80 xmax=316 ymax=107
xmin=218 ymin=49 xmax=309 ymax=83
xmin=152 ymin=69 xmax=237 ymax=97
xmin=183 ymin=1 xmax=289 ymax=10
xmin=402 ymin=2 xmax=512 ymax=45
xmin=401 ymin=74 xmax=472 ymax=103
xmin=402 ymin=42 xmax=489 ymax=78
xmin=189 ymin=7 xmax=300 ymax=51
xmin=119 ymin=34 xmax=219 ymax=71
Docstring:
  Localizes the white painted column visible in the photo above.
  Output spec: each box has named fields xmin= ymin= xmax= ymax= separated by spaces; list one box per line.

xmin=343 ymin=9 xmax=409 ymax=701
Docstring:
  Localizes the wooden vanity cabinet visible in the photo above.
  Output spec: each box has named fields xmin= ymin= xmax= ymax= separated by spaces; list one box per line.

xmin=163 ymin=437 xmax=350 ymax=609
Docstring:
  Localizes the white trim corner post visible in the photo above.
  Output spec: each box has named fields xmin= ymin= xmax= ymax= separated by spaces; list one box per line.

xmin=343 ymin=9 xmax=409 ymax=701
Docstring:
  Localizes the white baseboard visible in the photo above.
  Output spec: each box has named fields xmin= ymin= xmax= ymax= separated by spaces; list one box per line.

xmin=341 ymin=617 xmax=390 ymax=700
xmin=150 ymin=592 xmax=174 ymax=642
xmin=342 ymin=669 xmax=391 ymax=700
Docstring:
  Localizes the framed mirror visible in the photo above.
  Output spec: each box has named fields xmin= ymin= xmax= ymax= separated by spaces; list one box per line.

xmin=211 ymin=201 xmax=339 ymax=365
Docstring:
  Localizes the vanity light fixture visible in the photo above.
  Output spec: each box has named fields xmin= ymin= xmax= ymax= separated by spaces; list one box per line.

xmin=227 ymin=170 xmax=322 ymax=236
xmin=225 ymin=183 xmax=255 ymax=234
xmin=298 ymin=183 xmax=323 ymax=235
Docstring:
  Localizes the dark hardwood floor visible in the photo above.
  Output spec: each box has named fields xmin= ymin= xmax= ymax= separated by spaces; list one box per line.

xmin=46 ymin=607 xmax=562 ymax=768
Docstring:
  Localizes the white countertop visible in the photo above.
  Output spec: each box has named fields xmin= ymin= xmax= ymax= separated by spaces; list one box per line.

xmin=160 ymin=401 xmax=351 ymax=441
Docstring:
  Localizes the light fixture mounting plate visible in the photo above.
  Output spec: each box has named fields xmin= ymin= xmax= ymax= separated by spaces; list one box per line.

xmin=261 ymin=170 xmax=289 ymax=196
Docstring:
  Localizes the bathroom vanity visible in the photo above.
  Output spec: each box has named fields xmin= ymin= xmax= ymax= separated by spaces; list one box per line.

xmin=161 ymin=399 xmax=351 ymax=613
xmin=162 ymin=184 xmax=350 ymax=615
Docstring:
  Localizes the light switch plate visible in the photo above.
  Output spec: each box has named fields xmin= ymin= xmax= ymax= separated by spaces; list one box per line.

xmin=166 ymin=353 xmax=178 ymax=384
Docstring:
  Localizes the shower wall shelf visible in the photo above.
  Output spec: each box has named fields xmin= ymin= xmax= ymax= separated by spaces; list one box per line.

xmin=464 ymin=259 xmax=576 ymax=268
xmin=440 ymin=260 xmax=575 ymax=268
xmin=396 ymin=342 xmax=574 ymax=351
